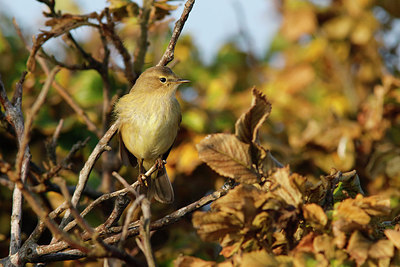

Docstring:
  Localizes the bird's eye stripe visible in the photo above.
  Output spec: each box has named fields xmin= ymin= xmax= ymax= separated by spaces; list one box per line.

xmin=160 ymin=77 xmax=167 ymax=83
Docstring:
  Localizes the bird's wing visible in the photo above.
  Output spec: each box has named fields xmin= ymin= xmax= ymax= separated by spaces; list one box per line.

xmin=162 ymin=112 xmax=181 ymax=161
xmin=119 ymin=132 xmax=138 ymax=167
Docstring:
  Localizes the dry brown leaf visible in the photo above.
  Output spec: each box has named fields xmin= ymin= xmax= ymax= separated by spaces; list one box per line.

xmin=384 ymin=229 xmax=400 ymax=249
xmin=196 ymin=133 xmax=259 ymax=184
xmin=192 ymin=185 xmax=261 ymax=244
xmin=192 ymin=185 xmax=290 ymax=257
xmin=358 ymin=195 xmax=391 ymax=217
xmin=27 ymin=14 xmax=97 ymax=71
xmin=174 ymin=255 xmax=216 ymax=267
xmin=235 ymin=88 xmax=271 ymax=145
xmin=237 ymin=250 xmax=281 ymax=267
xmin=269 ymin=167 xmax=305 ymax=208
xmin=303 ymin=203 xmax=328 ymax=229
xmin=334 ymin=196 xmax=371 ymax=226
xmin=346 ymin=231 xmax=372 ymax=266
xmin=153 ymin=0 xmax=178 ymax=21
xmin=368 ymin=239 xmax=394 ymax=259
xmin=313 ymin=234 xmax=335 ymax=260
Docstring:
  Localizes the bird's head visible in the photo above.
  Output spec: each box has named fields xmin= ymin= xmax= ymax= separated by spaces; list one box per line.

xmin=131 ymin=66 xmax=190 ymax=95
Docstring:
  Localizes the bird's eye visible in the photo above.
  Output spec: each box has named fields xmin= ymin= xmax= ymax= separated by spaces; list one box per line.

xmin=159 ymin=77 xmax=167 ymax=83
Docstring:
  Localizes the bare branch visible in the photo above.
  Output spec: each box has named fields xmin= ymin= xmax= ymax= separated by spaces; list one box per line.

xmin=104 ymin=179 xmax=235 ymax=244
xmin=157 ymin=0 xmax=195 ymax=66
xmin=133 ymin=0 xmax=154 ymax=75
xmin=136 ymin=198 xmax=155 ymax=267
xmin=60 ymin=120 xmax=119 ymax=228
xmin=36 ymin=55 xmax=101 ymax=136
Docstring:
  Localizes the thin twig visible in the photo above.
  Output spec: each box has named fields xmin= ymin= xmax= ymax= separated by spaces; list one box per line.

xmin=32 ymin=180 xmax=235 ymax=259
xmin=157 ymin=0 xmax=195 ymax=66
xmin=12 ymin=19 xmax=100 ymax=136
xmin=59 ymin=120 xmax=120 ymax=229
xmin=133 ymin=0 xmax=154 ymax=75
xmin=37 ymin=55 xmax=101 ymax=136
xmin=104 ymin=180 xmax=235 ymax=244
xmin=16 ymin=67 xmax=59 ymax=179
xmin=136 ymin=198 xmax=156 ymax=267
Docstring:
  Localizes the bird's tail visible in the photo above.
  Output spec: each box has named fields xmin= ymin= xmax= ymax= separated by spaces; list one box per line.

xmin=143 ymin=160 xmax=174 ymax=204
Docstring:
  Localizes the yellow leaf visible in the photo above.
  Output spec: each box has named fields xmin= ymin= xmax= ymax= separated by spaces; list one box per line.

xmin=281 ymin=7 xmax=317 ymax=41
xmin=323 ymin=16 xmax=353 ymax=40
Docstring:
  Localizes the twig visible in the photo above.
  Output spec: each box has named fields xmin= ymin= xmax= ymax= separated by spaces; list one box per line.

xmin=37 ymin=55 xmax=101 ymax=136
xmin=133 ymin=0 xmax=154 ymax=75
xmin=157 ymin=0 xmax=195 ymax=66
xmin=112 ymin=171 xmax=144 ymax=244
xmin=0 ymin=72 xmax=29 ymax=260
xmin=103 ymin=8 xmax=135 ymax=85
xmin=46 ymin=119 xmax=64 ymax=165
xmin=13 ymin=17 xmax=100 ymax=137
xmin=104 ymin=179 xmax=235 ymax=244
xmin=59 ymin=120 xmax=120 ymax=229
xmin=31 ymin=180 xmax=235 ymax=260
xmin=16 ymin=67 xmax=59 ymax=179
xmin=136 ymin=198 xmax=156 ymax=267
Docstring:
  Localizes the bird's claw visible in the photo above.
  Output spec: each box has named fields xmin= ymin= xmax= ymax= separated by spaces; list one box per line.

xmin=138 ymin=173 xmax=149 ymax=187
xmin=155 ymin=158 xmax=166 ymax=170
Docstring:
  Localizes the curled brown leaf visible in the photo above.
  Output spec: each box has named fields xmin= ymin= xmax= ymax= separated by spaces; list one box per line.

xmin=196 ymin=133 xmax=259 ymax=184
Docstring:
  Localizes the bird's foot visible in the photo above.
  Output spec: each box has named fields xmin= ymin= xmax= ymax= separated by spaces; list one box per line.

xmin=155 ymin=158 xmax=166 ymax=170
xmin=138 ymin=173 xmax=149 ymax=187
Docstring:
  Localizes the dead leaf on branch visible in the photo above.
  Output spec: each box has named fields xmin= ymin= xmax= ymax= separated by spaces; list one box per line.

xmin=346 ymin=230 xmax=372 ymax=266
xmin=384 ymin=229 xmax=400 ymax=249
xmin=110 ymin=2 xmax=139 ymax=21
xmin=192 ymin=185 xmax=283 ymax=257
xmin=174 ymin=255 xmax=217 ymax=267
xmin=332 ymin=194 xmax=391 ymax=237
xmin=235 ymin=87 xmax=271 ymax=145
xmin=268 ymin=166 xmax=305 ymax=208
xmin=303 ymin=203 xmax=328 ymax=230
xmin=196 ymin=133 xmax=260 ymax=184
xmin=153 ymin=0 xmax=179 ymax=21
xmin=27 ymin=14 xmax=98 ymax=71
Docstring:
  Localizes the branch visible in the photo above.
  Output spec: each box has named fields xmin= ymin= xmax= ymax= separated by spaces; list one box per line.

xmin=104 ymin=179 xmax=235 ymax=244
xmin=59 ymin=120 xmax=119 ymax=228
xmin=0 ymin=72 xmax=28 ymax=260
xmin=136 ymin=198 xmax=155 ymax=267
xmin=157 ymin=0 xmax=195 ymax=66
xmin=133 ymin=0 xmax=154 ymax=75
xmin=12 ymin=19 xmax=100 ymax=136
xmin=30 ymin=179 xmax=235 ymax=260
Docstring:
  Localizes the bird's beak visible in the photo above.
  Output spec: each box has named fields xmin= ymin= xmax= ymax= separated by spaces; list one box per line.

xmin=174 ymin=79 xmax=190 ymax=84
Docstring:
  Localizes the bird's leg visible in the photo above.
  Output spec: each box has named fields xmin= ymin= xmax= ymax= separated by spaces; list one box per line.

xmin=138 ymin=159 xmax=148 ymax=187
xmin=155 ymin=157 xmax=166 ymax=170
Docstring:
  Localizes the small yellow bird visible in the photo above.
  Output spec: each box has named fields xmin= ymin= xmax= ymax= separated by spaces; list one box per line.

xmin=115 ymin=66 xmax=189 ymax=203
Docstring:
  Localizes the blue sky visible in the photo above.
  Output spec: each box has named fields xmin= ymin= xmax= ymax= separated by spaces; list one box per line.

xmin=0 ymin=0 xmax=281 ymax=64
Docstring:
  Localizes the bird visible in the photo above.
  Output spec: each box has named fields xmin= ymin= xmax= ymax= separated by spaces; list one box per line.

xmin=114 ymin=66 xmax=189 ymax=203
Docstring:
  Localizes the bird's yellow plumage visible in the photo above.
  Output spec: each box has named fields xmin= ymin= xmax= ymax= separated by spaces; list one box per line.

xmin=114 ymin=66 xmax=188 ymax=203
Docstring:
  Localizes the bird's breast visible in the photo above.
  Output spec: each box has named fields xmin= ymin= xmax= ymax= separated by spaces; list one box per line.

xmin=118 ymin=94 xmax=180 ymax=160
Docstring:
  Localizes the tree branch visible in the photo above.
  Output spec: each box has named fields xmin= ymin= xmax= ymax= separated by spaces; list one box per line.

xmin=157 ymin=0 xmax=195 ymax=66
